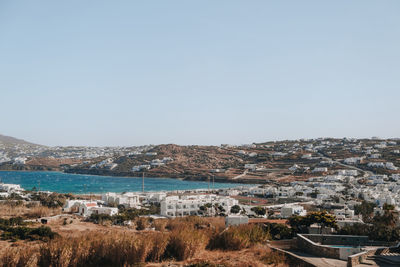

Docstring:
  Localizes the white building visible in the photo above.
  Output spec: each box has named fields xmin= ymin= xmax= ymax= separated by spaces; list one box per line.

xmin=160 ymin=194 xmax=238 ymax=217
xmin=140 ymin=192 xmax=167 ymax=203
xmin=368 ymin=162 xmax=398 ymax=171
xmin=289 ymin=164 xmax=300 ymax=172
xmin=333 ymin=208 xmax=355 ymax=220
xmin=225 ymin=215 xmax=249 ymax=226
xmin=249 ymin=187 xmax=267 ymax=196
xmin=13 ymin=157 xmax=27 ymax=165
xmin=219 ymin=188 xmax=240 ymax=196
xmin=132 ymin=164 xmax=151 ymax=172
xmin=0 ymin=183 xmax=22 ymax=193
xmin=244 ymin=164 xmax=257 ymax=171
xmin=280 ymin=205 xmax=306 ymax=218
xmin=63 ymin=200 xmax=118 ymax=217
xmin=312 ymin=167 xmax=328 ymax=173
xmin=337 ymin=170 xmax=358 ymax=176
xmin=369 ymin=154 xmax=381 ymax=159
xmin=343 ymin=157 xmax=363 ymax=165
xmin=88 ymin=206 xmax=119 ymax=216
xmin=102 ymin=192 xmax=140 ymax=208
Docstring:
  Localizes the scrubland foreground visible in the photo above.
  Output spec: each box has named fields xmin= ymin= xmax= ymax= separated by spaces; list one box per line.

xmin=0 ymin=213 xmax=288 ymax=267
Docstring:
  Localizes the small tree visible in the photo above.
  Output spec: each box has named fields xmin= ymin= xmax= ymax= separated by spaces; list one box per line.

xmin=354 ymin=201 xmax=376 ymax=223
xmin=251 ymin=206 xmax=266 ymax=217
xmin=230 ymin=205 xmax=241 ymax=214
xmin=288 ymin=211 xmax=337 ymax=234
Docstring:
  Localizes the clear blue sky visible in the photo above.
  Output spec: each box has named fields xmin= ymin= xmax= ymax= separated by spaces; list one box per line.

xmin=1 ymin=1 xmax=399 ymax=146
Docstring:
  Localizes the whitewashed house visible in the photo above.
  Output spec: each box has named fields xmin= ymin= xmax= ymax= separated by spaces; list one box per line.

xmin=244 ymin=164 xmax=257 ymax=171
xmin=337 ymin=170 xmax=358 ymax=176
xmin=312 ymin=167 xmax=328 ymax=173
xmin=280 ymin=205 xmax=306 ymax=218
xmin=0 ymin=183 xmax=22 ymax=193
xmin=63 ymin=200 xmax=118 ymax=217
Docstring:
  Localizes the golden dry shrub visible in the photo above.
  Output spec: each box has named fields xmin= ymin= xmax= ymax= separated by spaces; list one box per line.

xmin=37 ymin=231 xmax=172 ymax=266
xmin=153 ymin=219 xmax=168 ymax=231
xmin=135 ymin=217 xmax=149 ymax=230
xmin=146 ymin=232 xmax=170 ymax=262
xmin=0 ymin=247 xmax=38 ymax=267
xmin=166 ymin=226 xmax=208 ymax=261
xmin=38 ymin=238 xmax=74 ymax=267
xmin=0 ymin=202 xmax=61 ymax=219
xmin=258 ymin=246 xmax=287 ymax=266
xmin=25 ymin=206 xmax=61 ymax=219
xmin=208 ymin=224 xmax=269 ymax=251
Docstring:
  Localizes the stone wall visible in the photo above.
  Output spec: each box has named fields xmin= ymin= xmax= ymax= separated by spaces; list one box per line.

xmin=347 ymin=249 xmax=382 ymax=267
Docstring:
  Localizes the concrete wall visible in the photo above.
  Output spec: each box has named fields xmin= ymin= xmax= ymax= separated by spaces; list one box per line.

xmin=339 ymin=247 xmax=362 ymax=260
xmin=297 ymin=234 xmax=341 ymax=259
xmin=297 ymin=234 xmax=362 ymax=260
xmin=302 ymin=234 xmax=368 ymax=246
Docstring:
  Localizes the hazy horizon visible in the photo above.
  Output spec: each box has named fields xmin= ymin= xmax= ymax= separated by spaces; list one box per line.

xmin=1 ymin=132 xmax=399 ymax=148
xmin=1 ymin=1 xmax=400 ymax=146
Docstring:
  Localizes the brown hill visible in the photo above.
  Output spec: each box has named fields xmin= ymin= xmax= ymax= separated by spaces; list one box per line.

xmin=0 ymin=133 xmax=41 ymax=146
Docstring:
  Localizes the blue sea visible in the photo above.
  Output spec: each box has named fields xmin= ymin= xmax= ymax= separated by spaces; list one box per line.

xmin=0 ymin=171 xmax=241 ymax=194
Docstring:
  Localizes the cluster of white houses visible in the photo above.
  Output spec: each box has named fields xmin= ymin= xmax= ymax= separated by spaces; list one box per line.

xmin=48 ymin=164 xmax=399 ymax=220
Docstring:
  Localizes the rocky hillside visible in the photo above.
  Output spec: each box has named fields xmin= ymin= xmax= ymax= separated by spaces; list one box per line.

xmin=0 ymin=134 xmax=39 ymax=146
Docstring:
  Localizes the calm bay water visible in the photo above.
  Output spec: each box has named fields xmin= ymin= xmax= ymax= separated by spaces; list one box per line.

xmin=0 ymin=171 xmax=240 ymax=194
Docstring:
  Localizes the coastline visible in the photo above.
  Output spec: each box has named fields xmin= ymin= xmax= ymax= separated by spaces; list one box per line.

xmin=0 ymin=170 xmax=250 ymax=194
xmin=64 ymin=168 xmax=265 ymax=185
xmin=0 ymin=167 xmax=266 ymax=185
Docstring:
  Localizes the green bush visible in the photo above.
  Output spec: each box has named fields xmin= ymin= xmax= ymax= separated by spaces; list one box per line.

xmin=1 ymin=226 xmax=57 ymax=241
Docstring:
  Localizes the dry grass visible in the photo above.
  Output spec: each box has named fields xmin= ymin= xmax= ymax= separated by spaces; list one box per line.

xmin=0 ymin=202 xmax=61 ymax=219
xmin=185 ymin=244 xmax=287 ymax=267
xmin=153 ymin=218 xmax=168 ymax=231
xmin=36 ymin=231 xmax=172 ymax=266
xmin=0 ymin=216 xmax=287 ymax=266
xmin=208 ymin=224 xmax=270 ymax=251
xmin=0 ymin=247 xmax=38 ymax=267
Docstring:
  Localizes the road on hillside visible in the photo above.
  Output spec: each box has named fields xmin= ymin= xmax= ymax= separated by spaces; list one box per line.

xmin=316 ymin=152 xmax=374 ymax=178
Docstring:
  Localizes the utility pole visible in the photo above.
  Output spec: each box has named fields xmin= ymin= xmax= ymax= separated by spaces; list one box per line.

xmin=142 ymin=172 xmax=145 ymax=193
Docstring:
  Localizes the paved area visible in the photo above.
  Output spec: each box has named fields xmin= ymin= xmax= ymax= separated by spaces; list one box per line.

xmin=286 ymin=250 xmax=348 ymax=267
xmin=285 ymin=250 xmax=400 ymax=267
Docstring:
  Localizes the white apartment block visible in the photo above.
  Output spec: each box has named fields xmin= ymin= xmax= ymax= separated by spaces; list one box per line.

xmin=102 ymin=192 xmax=140 ymax=208
xmin=160 ymin=194 xmax=238 ymax=217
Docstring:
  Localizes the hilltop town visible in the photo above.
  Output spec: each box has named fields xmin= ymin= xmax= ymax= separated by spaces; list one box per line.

xmin=1 ymin=134 xmax=399 ymax=184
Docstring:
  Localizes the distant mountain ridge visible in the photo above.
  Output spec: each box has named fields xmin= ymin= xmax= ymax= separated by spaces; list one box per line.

xmin=0 ymin=134 xmax=40 ymax=146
